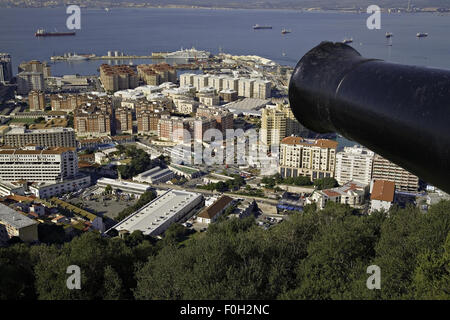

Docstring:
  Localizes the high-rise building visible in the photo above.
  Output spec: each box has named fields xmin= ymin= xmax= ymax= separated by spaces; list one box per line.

xmin=371 ymin=154 xmax=420 ymax=192
xmin=138 ymin=63 xmax=177 ymax=86
xmin=0 ymin=53 xmax=13 ymax=83
xmin=137 ymin=110 xmax=160 ymax=135
xmin=335 ymin=146 xmax=375 ymax=186
xmin=51 ymin=93 xmax=86 ymax=112
xmin=28 ymin=90 xmax=46 ymax=111
xmin=100 ymin=64 xmax=138 ymax=92
xmin=179 ymin=73 xmax=195 ymax=87
xmin=114 ymin=107 xmax=133 ymax=134
xmin=17 ymin=72 xmax=44 ymax=95
xmin=18 ymin=60 xmax=51 ymax=78
xmin=4 ymin=127 xmax=77 ymax=148
xmin=0 ymin=146 xmax=78 ymax=183
xmin=279 ymin=136 xmax=338 ymax=181
xmin=261 ymin=104 xmax=304 ymax=147
xmin=193 ymin=74 xmax=210 ymax=91
xmin=238 ymin=78 xmax=254 ymax=98
xmin=253 ymin=79 xmax=271 ymax=99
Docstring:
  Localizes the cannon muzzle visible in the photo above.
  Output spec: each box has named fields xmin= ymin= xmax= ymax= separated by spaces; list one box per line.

xmin=289 ymin=42 xmax=450 ymax=193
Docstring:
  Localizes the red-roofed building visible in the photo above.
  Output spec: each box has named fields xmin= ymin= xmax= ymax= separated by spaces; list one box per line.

xmin=369 ymin=180 xmax=396 ymax=213
xmin=307 ymin=180 xmax=368 ymax=210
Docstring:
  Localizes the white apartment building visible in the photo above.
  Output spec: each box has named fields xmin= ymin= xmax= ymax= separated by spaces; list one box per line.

xmin=238 ymin=78 xmax=255 ymax=98
xmin=335 ymin=145 xmax=375 ymax=186
xmin=4 ymin=127 xmax=77 ymax=148
xmin=223 ymin=77 xmax=239 ymax=91
xmin=307 ymin=181 xmax=367 ymax=210
xmin=29 ymin=175 xmax=91 ymax=199
xmin=279 ymin=136 xmax=338 ymax=181
xmin=179 ymin=73 xmax=195 ymax=87
xmin=0 ymin=147 xmax=78 ymax=183
xmin=253 ymin=79 xmax=271 ymax=99
xmin=372 ymin=154 xmax=420 ymax=192
xmin=193 ymin=74 xmax=210 ymax=91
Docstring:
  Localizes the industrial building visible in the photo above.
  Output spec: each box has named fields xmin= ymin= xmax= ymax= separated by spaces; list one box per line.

xmin=96 ymin=178 xmax=152 ymax=195
xmin=132 ymin=166 xmax=174 ymax=184
xmin=110 ymin=189 xmax=204 ymax=236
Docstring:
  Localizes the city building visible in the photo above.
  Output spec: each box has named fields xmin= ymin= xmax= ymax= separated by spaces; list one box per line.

xmin=0 ymin=146 xmax=78 ymax=183
xmin=132 ymin=166 xmax=174 ymax=184
xmin=179 ymin=73 xmax=195 ymax=87
xmin=193 ymin=74 xmax=210 ymax=91
xmin=253 ymin=79 xmax=271 ymax=99
xmin=114 ymin=107 xmax=133 ymax=135
xmin=219 ymin=89 xmax=238 ymax=102
xmin=100 ymin=64 xmax=138 ymax=92
xmin=28 ymin=90 xmax=46 ymax=111
xmin=335 ymin=146 xmax=375 ymax=186
xmin=0 ymin=181 xmax=26 ymax=197
xmin=279 ymin=136 xmax=338 ymax=181
xmin=196 ymin=195 xmax=234 ymax=224
xmin=238 ymin=78 xmax=255 ymax=98
xmin=157 ymin=115 xmax=192 ymax=143
xmin=109 ymin=189 xmax=204 ymax=236
xmin=307 ymin=181 xmax=367 ymax=210
xmin=29 ymin=175 xmax=91 ymax=199
xmin=137 ymin=63 xmax=177 ymax=86
xmin=18 ymin=60 xmax=51 ymax=78
xmin=137 ymin=110 xmax=161 ymax=135
xmin=96 ymin=178 xmax=152 ymax=195
xmin=0 ymin=53 xmax=13 ymax=83
xmin=372 ymin=154 xmax=420 ymax=192
xmin=17 ymin=71 xmax=44 ymax=95
xmin=50 ymin=93 xmax=86 ymax=112
xmin=74 ymin=107 xmax=113 ymax=137
xmin=4 ymin=127 xmax=77 ymax=148
xmin=168 ymin=164 xmax=201 ymax=179
xmin=0 ymin=203 xmax=38 ymax=244
xmin=370 ymin=179 xmax=396 ymax=213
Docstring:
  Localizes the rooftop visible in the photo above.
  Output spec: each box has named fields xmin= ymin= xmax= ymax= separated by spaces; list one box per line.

xmin=111 ymin=189 xmax=202 ymax=235
xmin=371 ymin=180 xmax=395 ymax=202
xmin=281 ymin=136 xmax=338 ymax=149
xmin=0 ymin=203 xmax=38 ymax=229
xmin=198 ymin=195 xmax=233 ymax=219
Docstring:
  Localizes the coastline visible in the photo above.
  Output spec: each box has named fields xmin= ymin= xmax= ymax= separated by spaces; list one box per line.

xmin=1 ymin=5 xmax=448 ymax=14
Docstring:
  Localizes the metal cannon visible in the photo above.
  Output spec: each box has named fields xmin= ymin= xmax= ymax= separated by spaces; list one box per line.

xmin=288 ymin=41 xmax=450 ymax=193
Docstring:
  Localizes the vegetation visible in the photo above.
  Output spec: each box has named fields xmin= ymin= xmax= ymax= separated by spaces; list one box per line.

xmin=262 ymin=173 xmax=313 ymax=189
xmin=313 ymin=177 xmax=339 ymax=190
xmin=198 ymin=175 xmax=245 ymax=192
xmin=116 ymin=146 xmax=167 ymax=180
xmin=0 ymin=200 xmax=449 ymax=300
xmin=115 ymin=190 xmax=157 ymax=221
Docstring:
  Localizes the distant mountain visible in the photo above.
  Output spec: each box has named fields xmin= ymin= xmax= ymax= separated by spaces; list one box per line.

xmin=1 ymin=0 xmax=450 ymax=10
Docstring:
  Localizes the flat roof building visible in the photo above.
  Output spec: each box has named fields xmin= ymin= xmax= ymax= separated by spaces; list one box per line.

xmin=110 ymin=189 xmax=204 ymax=236
xmin=4 ymin=127 xmax=77 ymax=148
xmin=97 ymin=177 xmax=152 ymax=195
xmin=0 ymin=203 xmax=38 ymax=244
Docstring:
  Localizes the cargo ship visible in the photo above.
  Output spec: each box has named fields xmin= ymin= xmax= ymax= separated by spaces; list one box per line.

xmin=253 ymin=24 xmax=272 ymax=30
xmin=35 ymin=28 xmax=76 ymax=37
xmin=416 ymin=32 xmax=428 ymax=38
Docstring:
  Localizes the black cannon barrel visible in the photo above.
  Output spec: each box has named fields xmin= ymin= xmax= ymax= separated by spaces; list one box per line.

xmin=289 ymin=41 xmax=450 ymax=193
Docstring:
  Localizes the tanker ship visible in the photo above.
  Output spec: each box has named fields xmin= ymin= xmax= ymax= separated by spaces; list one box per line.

xmin=35 ymin=28 xmax=76 ymax=37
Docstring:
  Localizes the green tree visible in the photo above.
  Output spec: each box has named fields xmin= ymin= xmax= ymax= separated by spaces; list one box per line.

xmin=314 ymin=177 xmax=339 ymax=190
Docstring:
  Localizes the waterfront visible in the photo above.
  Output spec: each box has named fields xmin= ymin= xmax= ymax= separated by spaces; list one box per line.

xmin=1 ymin=8 xmax=450 ymax=75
